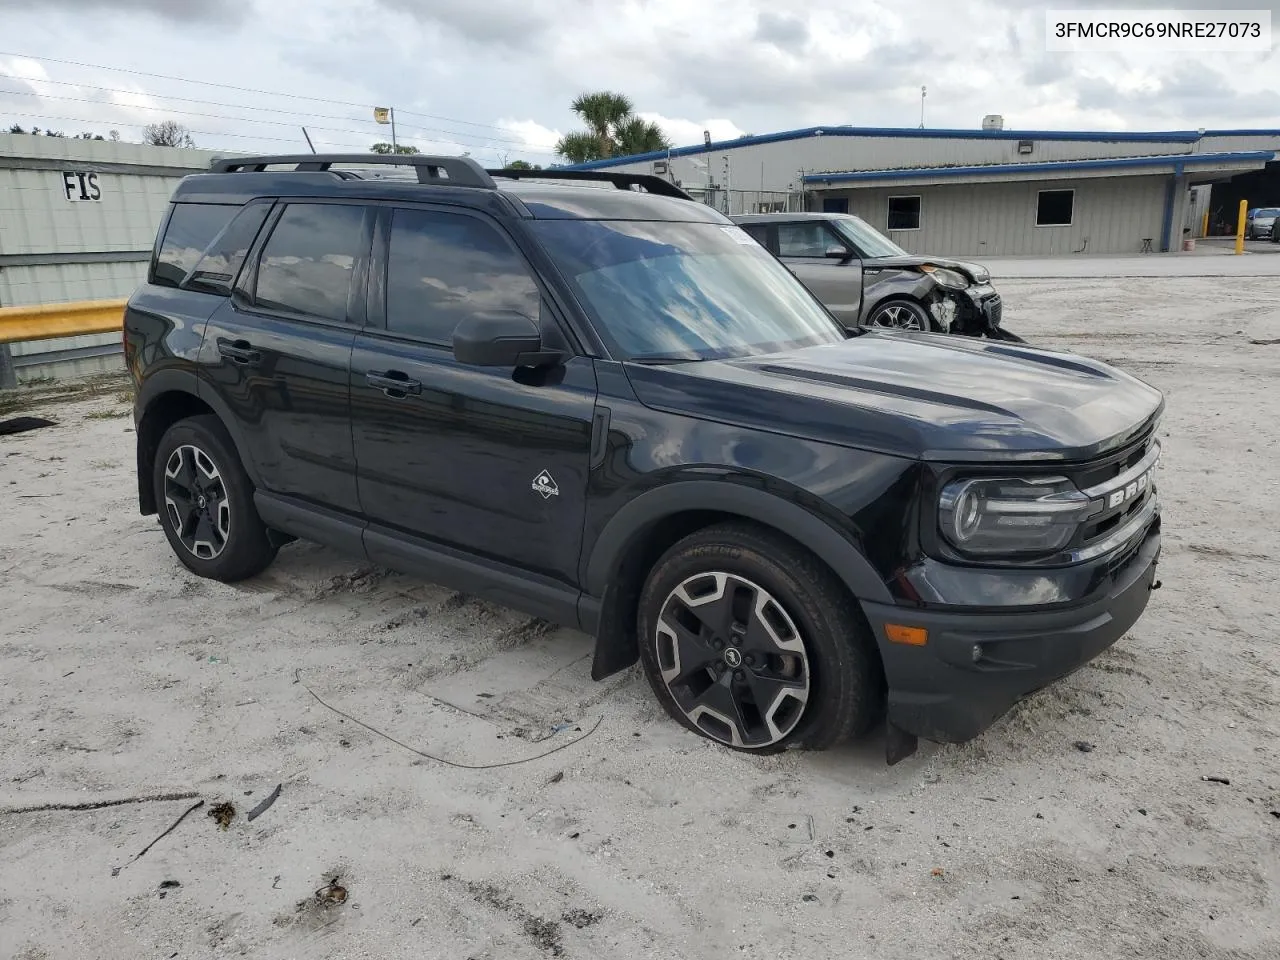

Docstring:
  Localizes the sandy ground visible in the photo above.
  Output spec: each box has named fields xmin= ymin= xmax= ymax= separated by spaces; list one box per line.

xmin=2 ymin=272 xmax=1279 ymax=960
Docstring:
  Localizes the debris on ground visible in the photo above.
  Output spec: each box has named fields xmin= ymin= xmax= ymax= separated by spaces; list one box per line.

xmin=1200 ymin=776 xmax=1231 ymax=785
xmin=207 ymin=801 xmax=236 ymax=830
xmin=1074 ymin=741 xmax=1095 ymax=753
xmin=931 ymin=868 xmax=945 ymax=877
xmin=0 ymin=416 xmax=56 ymax=437
xmin=246 ymin=784 xmax=282 ymax=822
xmin=113 ymin=799 xmax=205 ymax=875
xmin=547 ymin=771 xmax=565 ymax=785
xmin=315 ymin=878 xmax=348 ymax=905
xmin=561 ymin=908 xmax=601 ymax=929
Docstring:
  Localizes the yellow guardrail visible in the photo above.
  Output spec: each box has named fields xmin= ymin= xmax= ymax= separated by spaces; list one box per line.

xmin=0 ymin=298 xmax=127 ymax=345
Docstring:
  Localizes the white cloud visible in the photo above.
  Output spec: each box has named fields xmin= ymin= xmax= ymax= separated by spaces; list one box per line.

xmin=0 ymin=0 xmax=1276 ymax=162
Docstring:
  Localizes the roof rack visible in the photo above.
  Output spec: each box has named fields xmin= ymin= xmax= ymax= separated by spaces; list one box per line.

xmin=487 ymin=168 xmax=693 ymax=200
xmin=209 ymin=154 xmax=497 ymax=189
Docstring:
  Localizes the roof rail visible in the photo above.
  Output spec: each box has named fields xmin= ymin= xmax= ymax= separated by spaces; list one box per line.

xmin=209 ymin=154 xmax=497 ymax=189
xmin=488 ymin=168 xmax=693 ymax=200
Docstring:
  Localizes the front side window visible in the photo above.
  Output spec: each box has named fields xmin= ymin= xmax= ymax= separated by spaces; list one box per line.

xmin=777 ymin=221 xmax=833 ymax=258
xmin=153 ymin=203 xmax=239 ymax=289
xmin=254 ymin=203 xmax=367 ymax=322
xmin=385 ymin=208 xmax=540 ymax=344
xmin=531 ymin=219 xmax=844 ymax=362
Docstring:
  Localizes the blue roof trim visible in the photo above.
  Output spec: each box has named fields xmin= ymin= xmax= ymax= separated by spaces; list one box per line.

xmin=801 ymin=151 xmax=1276 ymax=184
xmin=558 ymin=124 xmax=1243 ymax=170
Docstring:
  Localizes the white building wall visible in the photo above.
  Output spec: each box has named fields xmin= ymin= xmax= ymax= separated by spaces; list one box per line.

xmin=824 ymin=175 xmax=1170 ymax=257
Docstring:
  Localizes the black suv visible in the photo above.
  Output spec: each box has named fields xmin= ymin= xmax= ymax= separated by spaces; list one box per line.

xmin=125 ymin=154 xmax=1164 ymax=763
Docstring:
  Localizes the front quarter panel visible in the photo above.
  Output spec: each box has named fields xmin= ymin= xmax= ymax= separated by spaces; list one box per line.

xmin=860 ymin=268 xmax=939 ymax=324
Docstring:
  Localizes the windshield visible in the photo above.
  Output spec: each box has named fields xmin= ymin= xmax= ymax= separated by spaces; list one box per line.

xmin=830 ymin=216 xmax=909 ymax=258
xmin=1257 ymin=208 xmax=1280 ymax=218
xmin=530 ymin=219 xmax=846 ymax=362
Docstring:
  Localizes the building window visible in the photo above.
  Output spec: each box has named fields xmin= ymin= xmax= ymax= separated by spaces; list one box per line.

xmin=1036 ymin=189 xmax=1074 ymax=226
xmin=887 ymin=196 xmax=921 ymax=231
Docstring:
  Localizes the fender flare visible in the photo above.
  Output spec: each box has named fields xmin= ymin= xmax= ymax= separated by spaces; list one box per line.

xmin=584 ymin=480 xmax=892 ymax=604
xmin=135 ymin=368 xmax=263 ymax=492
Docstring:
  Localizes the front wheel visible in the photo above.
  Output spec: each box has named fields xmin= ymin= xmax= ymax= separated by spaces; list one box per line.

xmin=865 ymin=298 xmax=934 ymax=332
xmin=153 ymin=414 xmax=277 ymax=582
xmin=637 ymin=523 xmax=883 ymax=753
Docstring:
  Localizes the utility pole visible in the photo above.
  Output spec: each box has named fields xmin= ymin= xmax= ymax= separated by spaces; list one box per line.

xmin=920 ymin=86 xmax=926 ymax=128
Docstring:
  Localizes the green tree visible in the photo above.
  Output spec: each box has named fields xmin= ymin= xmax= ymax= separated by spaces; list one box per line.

xmin=370 ymin=142 xmax=420 ymax=155
xmin=505 ymin=159 xmax=541 ymax=170
xmin=143 ymin=120 xmax=195 ymax=147
xmin=615 ymin=116 xmax=669 ymax=156
xmin=554 ymin=91 xmax=671 ymax=163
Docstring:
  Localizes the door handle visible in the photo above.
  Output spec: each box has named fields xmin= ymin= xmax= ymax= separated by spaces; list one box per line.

xmin=217 ymin=339 xmax=261 ymax=366
xmin=367 ymin=370 xmax=422 ymax=396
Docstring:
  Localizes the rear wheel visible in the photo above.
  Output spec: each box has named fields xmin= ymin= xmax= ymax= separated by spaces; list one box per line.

xmin=637 ymin=522 xmax=883 ymax=753
xmin=865 ymin=298 xmax=933 ymax=332
xmin=153 ymin=415 xmax=276 ymax=582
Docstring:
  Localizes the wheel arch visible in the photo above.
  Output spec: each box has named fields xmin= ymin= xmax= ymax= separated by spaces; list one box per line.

xmin=581 ymin=480 xmax=892 ymax=680
xmin=135 ymin=370 xmax=259 ymax=515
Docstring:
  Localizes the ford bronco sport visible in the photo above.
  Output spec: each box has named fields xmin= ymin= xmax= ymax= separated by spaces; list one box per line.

xmin=125 ymin=154 xmax=1163 ymax=763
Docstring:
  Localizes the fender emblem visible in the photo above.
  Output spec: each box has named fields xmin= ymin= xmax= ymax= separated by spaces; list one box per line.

xmin=532 ymin=469 xmax=560 ymax=499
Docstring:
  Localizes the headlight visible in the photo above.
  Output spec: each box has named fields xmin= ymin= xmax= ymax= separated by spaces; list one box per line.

xmin=919 ymin=265 xmax=969 ymax=289
xmin=938 ymin=476 xmax=1093 ymax=556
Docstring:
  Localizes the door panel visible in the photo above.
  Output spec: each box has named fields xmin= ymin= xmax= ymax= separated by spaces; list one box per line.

xmin=351 ymin=341 xmax=597 ymax=585
xmin=201 ymin=303 xmax=359 ymax=510
xmin=197 ymin=201 xmax=372 ymax=514
xmin=776 ymin=221 xmax=863 ymax=328
xmin=352 ymin=205 xmax=597 ymax=586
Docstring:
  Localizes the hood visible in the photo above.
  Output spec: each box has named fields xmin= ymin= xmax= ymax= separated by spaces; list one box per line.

xmin=625 ymin=332 xmax=1163 ymax=463
xmin=861 ymin=255 xmax=990 ymax=284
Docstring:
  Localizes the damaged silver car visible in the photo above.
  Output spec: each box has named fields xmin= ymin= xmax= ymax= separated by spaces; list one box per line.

xmin=732 ymin=212 xmax=1019 ymax=341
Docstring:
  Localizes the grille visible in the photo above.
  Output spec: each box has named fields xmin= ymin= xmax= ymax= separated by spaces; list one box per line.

xmin=1068 ymin=435 xmax=1160 ymax=562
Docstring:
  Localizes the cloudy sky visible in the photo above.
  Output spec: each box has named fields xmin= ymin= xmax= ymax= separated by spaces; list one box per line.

xmin=0 ymin=0 xmax=1276 ymax=165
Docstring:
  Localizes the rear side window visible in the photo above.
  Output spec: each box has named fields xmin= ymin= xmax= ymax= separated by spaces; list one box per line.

xmin=184 ymin=203 xmax=272 ymax=296
xmin=385 ymin=208 xmax=540 ymax=344
xmin=152 ymin=203 xmax=239 ymax=289
xmin=253 ymin=203 xmax=368 ymax=323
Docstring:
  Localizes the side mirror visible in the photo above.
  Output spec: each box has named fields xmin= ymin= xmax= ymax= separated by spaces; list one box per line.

xmin=452 ymin=311 xmax=560 ymax=367
xmin=825 ymin=245 xmax=854 ymax=262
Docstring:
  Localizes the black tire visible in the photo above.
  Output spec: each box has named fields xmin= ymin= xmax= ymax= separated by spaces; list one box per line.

xmin=152 ymin=414 xmax=277 ymax=582
xmin=865 ymin=298 xmax=935 ymax=332
xmin=636 ymin=522 xmax=883 ymax=753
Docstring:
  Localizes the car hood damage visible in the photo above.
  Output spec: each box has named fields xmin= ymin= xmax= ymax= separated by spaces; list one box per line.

xmin=862 ymin=255 xmax=991 ymax=284
xmin=625 ymin=332 xmax=1164 ymax=463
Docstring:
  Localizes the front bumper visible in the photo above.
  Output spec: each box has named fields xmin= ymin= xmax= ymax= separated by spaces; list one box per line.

xmin=861 ymin=525 xmax=1161 ymax=744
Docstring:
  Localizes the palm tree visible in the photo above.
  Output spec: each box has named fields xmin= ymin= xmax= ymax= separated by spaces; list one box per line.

xmin=615 ymin=116 xmax=670 ymax=157
xmin=554 ymin=91 xmax=671 ymax=163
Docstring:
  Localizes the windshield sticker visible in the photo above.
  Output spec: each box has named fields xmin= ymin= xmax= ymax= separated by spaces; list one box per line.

xmin=721 ymin=225 xmax=758 ymax=245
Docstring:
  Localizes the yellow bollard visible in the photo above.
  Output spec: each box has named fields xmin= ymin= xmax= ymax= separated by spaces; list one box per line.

xmin=1201 ymin=211 xmax=1209 ymax=237
xmin=1236 ymin=199 xmax=1247 ymax=254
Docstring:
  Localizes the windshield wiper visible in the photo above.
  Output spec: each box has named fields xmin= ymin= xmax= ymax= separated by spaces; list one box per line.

xmin=628 ymin=354 xmax=705 ymax=365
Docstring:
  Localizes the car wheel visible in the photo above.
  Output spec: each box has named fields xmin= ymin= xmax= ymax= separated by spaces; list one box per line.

xmin=637 ymin=522 xmax=883 ymax=753
xmin=153 ymin=414 xmax=277 ymax=582
xmin=865 ymin=298 xmax=934 ymax=332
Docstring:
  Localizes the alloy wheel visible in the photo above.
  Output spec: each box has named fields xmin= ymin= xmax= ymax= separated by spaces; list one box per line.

xmin=163 ymin=443 xmax=231 ymax=560
xmin=869 ymin=303 xmax=927 ymax=330
xmin=654 ymin=571 xmax=811 ymax=748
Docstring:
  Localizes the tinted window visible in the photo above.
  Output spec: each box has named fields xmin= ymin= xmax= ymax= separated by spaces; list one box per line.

xmin=887 ymin=196 xmax=921 ymax=231
xmin=386 ymin=208 xmax=540 ymax=344
xmin=254 ymin=203 xmax=367 ymax=322
xmin=185 ymin=203 xmax=271 ymax=296
xmin=531 ymin=220 xmax=842 ymax=362
xmin=1036 ymin=190 xmax=1074 ymax=226
xmin=740 ymin=224 xmax=769 ymax=246
xmin=153 ymin=203 xmax=238 ymax=289
xmin=777 ymin=222 xmax=832 ymax=257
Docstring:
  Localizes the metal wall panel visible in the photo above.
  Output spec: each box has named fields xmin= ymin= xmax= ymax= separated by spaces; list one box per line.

xmin=0 ymin=134 xmax=231 ymax=383
xmin=826 ymin=175 xmax=1170 ymax=257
